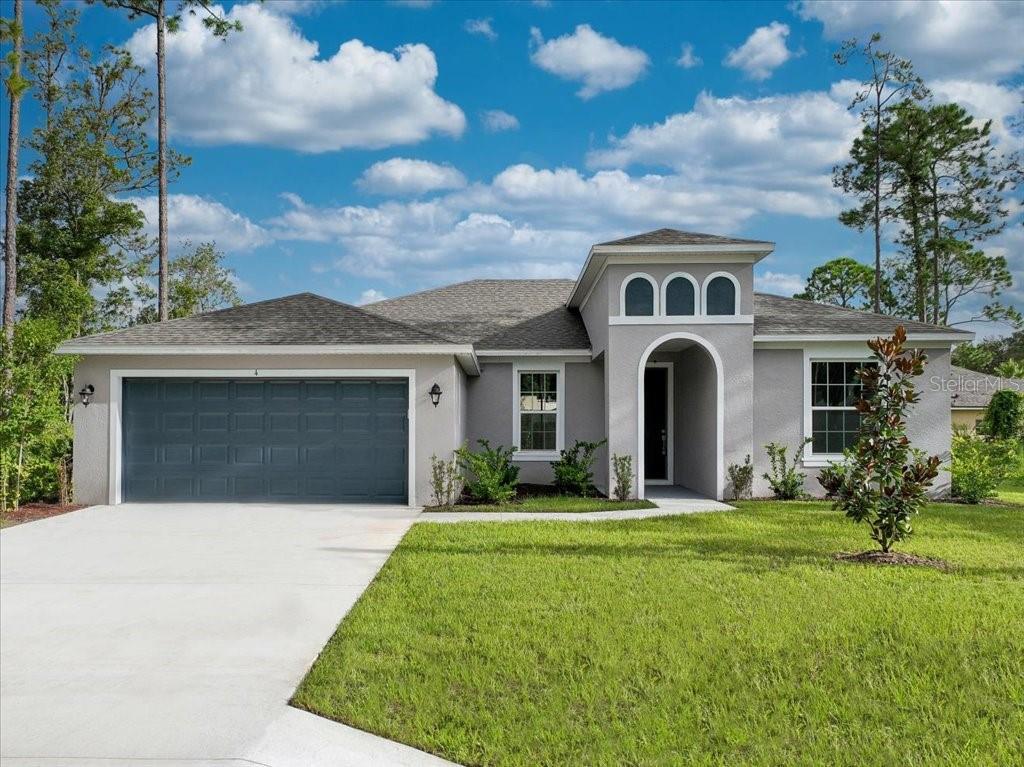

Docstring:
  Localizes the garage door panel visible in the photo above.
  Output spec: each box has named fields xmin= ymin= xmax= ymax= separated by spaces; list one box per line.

xmin=122 ymin=378 xmax=407 ymax=503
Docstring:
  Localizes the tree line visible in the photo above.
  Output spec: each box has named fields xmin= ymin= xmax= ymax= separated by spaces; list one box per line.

xmin=1 ymin=0 xmax=243 ymax=510
xmin=795 ymin=33 xmax=1021 ymax=364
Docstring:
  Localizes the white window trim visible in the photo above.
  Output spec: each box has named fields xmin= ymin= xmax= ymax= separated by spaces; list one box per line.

xmin=801 ymin=351 xmax=873 ymax=466
xmin=619 ymin=272 xmax=659 ymax=317
xmin=512 ymin=361 xmax=565 ymax=461
xmin=107 ymin=368 xmax=417 ymax=507
xmin=702 ymin=271 xmax=741 ymax=317
xmin=610 ymin=315 xmax=753 ymax=326
xmin=660 ymin=271 xmax=701 ymax=317
xmin=644 ymin=362 xmax=674 ymax=485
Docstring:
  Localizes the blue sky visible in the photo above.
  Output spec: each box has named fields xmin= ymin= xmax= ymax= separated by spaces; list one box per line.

xmin=7 ymin=0 xmax=1023 ymax=333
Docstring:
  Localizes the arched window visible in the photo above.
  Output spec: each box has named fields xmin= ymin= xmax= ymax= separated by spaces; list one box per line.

xmin=664 ymin=275 xmax=696 ymax=316
xmin=624 ymin=276 xmax=655 ymax=316
xmin=705 ymin=275 xmax=737 ymax=316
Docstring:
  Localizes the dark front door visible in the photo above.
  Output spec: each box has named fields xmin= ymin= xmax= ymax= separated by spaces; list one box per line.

xmin=122 ymin=378 xmax=408 ymax=503
xmin=644 ymin=367 xmax=668 ymax=482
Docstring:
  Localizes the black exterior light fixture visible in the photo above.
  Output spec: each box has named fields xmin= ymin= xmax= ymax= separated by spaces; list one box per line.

xmin=79 ymin=384 xmax=95 ymax=407
xmin=429 ymin=383 xmax=443 ymax=407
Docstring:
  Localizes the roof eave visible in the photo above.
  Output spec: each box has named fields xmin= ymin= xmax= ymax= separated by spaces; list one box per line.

xmin=753 ymin=331 xmax=973 ymax=344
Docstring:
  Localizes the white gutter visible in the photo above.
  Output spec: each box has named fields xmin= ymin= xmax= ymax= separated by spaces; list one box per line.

xmin=753 ymin=332 xmax=972 ymax=344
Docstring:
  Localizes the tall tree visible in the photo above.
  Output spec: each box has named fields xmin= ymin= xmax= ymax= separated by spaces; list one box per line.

xmin=884 ymin=101 xmax=1020 ymax=328
xmin=794 ymin=257 xmax=877 ymax=309
xmin=18 ymin=44 xmax=185 ymax=338
xmin=834 ymin=34 xmax=927 ymax=313
xmin=24 ymin=0 xmax=77 ymax=131
xmin=2 ymin=0 xmax=28 ymax=341
xmin=98 ymin=0 xmax=241 ymax=322
xmin=129 ymin=241 xmax=242 ymax=324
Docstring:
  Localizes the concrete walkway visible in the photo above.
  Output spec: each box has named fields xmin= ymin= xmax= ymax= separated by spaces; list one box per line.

xmin=1 ymin=502 xmax=451 ymax=767
xmin=421 ymin=488 xmax=733 ymax=523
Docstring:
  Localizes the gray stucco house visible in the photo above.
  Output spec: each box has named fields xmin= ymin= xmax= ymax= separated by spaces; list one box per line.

xmin=58 ymin=229 xmax=971 ymax=505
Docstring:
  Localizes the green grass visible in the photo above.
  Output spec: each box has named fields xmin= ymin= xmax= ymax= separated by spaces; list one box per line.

xmin=424 ymin=496 xmax=657 ymax=513
xmin=997 ymin=479 xmax=1024 ymax=506
xmin=294 ymin=501 xmax=1024 ymax=767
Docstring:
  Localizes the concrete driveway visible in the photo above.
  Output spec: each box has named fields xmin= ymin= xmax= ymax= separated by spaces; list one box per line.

xmin=0 ymin=502 xmax=426 ymax=765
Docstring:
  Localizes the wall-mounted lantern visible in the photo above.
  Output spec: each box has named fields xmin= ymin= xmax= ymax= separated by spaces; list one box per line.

xmin=429 ymin=383 xmax=442 ymax=407
xmin=79 ymin=384 xmax=95 ymax=407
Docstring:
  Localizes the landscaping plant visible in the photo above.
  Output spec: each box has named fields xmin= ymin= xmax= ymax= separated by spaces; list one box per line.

xmin=611 ymin=454 xmax=633 ymax=501
xmin=980 ymin=389 xmax=1024 ymax=440
xmin=950 ymin=430 xmax=1016 ymax=504
xmin=762 ymin=439 xmax=811 ymax=500
xmin=818 ymin=326 xmax=940 ymax=553
xmin=551 ymin=438 xmax=606 ymax=497
xmin=428 ymin=452 xmax=461 ymax=507
xmin=726 ymin=455 xmax=754 ymax=500
xmin=455 ymin=440 xmax=519 ymax=504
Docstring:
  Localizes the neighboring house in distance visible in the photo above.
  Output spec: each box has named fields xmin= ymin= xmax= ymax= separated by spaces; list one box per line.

xmin=57 ymin=229 xmax=971 ymax=505
xmin=949 ymin=366 xmax=1024 ymax=431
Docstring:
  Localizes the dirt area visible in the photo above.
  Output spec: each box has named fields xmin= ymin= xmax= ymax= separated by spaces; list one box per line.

xmin=834 ymin=550 xmax=953 ymax=572
xmin=1 ymin=503 xmax=86 ymax=528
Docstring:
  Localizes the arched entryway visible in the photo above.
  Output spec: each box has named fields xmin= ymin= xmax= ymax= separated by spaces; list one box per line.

xmin=637 ymin=332 xmax=724 ymax=499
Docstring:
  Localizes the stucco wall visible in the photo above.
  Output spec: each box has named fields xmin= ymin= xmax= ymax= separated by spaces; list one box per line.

xmin=951 ymin=409 xmax=981 ymax=431
xmin=465 ymin=359 xmax=607 ymax=489
xmin=580 ymin=271 xmax=609 ymax=356
xmin=70 ymin=353 xmax=463 ymax=507
xmin=751 ymin=344 xmax=955 ymax=498
xmin=605 ymin=323 xmax=754 ymax=499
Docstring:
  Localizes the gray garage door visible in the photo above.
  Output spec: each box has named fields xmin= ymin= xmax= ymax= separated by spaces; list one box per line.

xmin=122 ymin=378 xmax=408 ymax=503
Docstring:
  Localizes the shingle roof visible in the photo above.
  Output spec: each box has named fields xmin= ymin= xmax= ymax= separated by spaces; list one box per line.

xmin=752 ymin=293 xmax=972 ymax=337
xmin=364 ymin=279 xmax=591 ymax=350
xmin=598 ymin=228 xmax=773 ymax=247
xmin=60 ymin=293 xmax=453 ymax=348
xmin=949 ymin=366 xmax=1024 ymax=409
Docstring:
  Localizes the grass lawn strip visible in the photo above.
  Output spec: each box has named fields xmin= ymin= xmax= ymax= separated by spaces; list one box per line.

xmin=424 ymin=496 xmax=657 ymax=513
xmin=294 ymin=500 xmax=1024 ymax=767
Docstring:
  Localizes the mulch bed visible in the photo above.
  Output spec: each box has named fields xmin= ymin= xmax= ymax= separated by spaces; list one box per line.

xmin=1 ymin=503 xmax=85 ymax=528
xmin=834 ymin=550 xmax=953 ymax=572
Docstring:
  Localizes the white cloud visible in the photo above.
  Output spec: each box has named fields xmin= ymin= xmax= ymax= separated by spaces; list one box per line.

xmin=124 ymin=3 xmax=465 ymax=152
xmin=529 ymin=24 xmax=649 ymax=99
xmin=481 ymin=109 xmax=520 ymax=132
xmin=797 ymin=0 xmax=1024 ymax=80
xmin=358 ymin=158 xmax=467 ymax=195
xmin=357 ymin=288 xmax=388 ymax=304
xmin=587 ymin=90 xmax=859 ymax=215
xmin=755 ymin=271 xmax=806 ymax=296
xmin=930 ymin=80 xmax=1024 ymax=147
xmin=724 ymin=21 xmax=795 ymax=81
xmin=464 ymin=18 xmax=497 ymax=41
xmin=125 ymin=194 xmax=271 ymax=251
xmin=676 ymin=43 xmax=702 ymax=69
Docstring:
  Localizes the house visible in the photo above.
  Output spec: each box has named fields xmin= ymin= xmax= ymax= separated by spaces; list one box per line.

xmin=57 ymin=229 xmax=971 ymax=505
xmin=949 ymin=366 xmax=1024 ymax=431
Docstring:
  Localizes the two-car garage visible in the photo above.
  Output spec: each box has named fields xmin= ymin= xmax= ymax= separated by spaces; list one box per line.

xmin=120 ymin=377 xmax=409 ymax=503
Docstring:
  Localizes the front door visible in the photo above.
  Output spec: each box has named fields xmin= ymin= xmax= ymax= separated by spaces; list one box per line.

xmin=644 ymin=366 xmax=669 ymax=482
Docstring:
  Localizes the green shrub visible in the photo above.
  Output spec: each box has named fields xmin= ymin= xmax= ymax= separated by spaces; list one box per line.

xmin=818 ymin=326 xmax=940 ymax=552
xmin=429 ymin=452 xmax=461 ymax=507
xmin=980 ymin=389 xmax=1024 ymax=440
xmin=455 ymin=440 xmax=519 ymax=504
xmin=611 ymin=454 xmax=633 ymax=501
xmin=762 ymin=439 xmax=811 ymax=500
xmin=951 ymin=431 xmax=1016 ymax=504
xmin=551 ymin=439 xmax=606 ymax=497
xmin=726 ymin=455 xmax=754 ymax=500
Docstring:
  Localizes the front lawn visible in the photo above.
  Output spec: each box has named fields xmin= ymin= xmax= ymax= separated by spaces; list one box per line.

xmin=424 ymin=495 xmax=657 ymax=513
xmin=294 ymin=500 xmax=1024 ymax=766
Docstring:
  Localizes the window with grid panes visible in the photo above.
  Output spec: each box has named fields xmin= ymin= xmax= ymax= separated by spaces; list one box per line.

xmin=519 ymin=372 xmax=558 ymax=451
xmin=810 ymin=360 xmax=872 ymax=454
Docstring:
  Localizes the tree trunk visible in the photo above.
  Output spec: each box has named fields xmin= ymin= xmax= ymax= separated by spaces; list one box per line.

xmin=157 ymin=0 xmax=169 ymax=322
xmin=872 ymin=115 xmax=882 ymax=314
xmin=930 ymin=177 xmax=941 ymax=325
xmin=2 ymin=0 xmax=23 ymax=341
